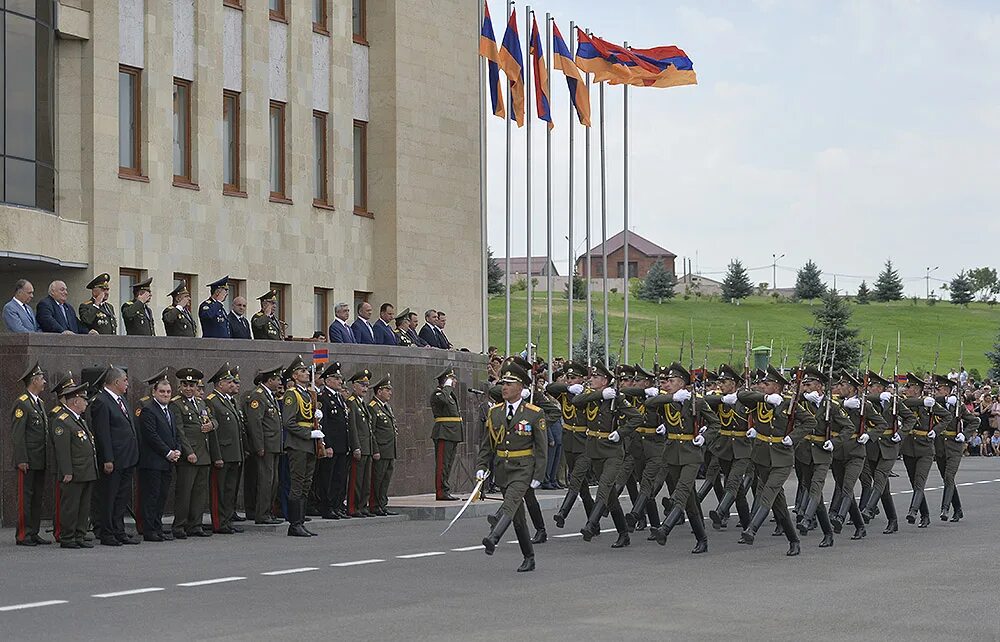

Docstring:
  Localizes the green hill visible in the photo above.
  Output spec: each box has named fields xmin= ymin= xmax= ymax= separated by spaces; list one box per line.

xmin=489 ymin=292 xmax=1000 ymax=378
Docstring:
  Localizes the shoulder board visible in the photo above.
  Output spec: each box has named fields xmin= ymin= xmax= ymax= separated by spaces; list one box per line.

xmin=489 ymin=402 xmax=504 ymax=410
xmin=255 ymin=387 xmax=263 ymax=394
xmin=525 ymin=403 xmax=540 ymax=412
xmin=59 ymin=413 xmax=68 ymax=420
xmin=122 ymin=300 xmax=133 ymax=307
xmin=252 ymin=311 xmax=263 ymax=318
xmin=18 ymin=394 xmax=28 ymax=401
xmin=368 ymin=400 xmax=377 ymax=406
xmin=140 ymin=396 xmax=150 ymax=402
xmin=348 ymin=395 xmax=356 ymax=401
xmin=207 ymin=393 xmax=216 ymax=400
xmin=50 ymin=405 xmax=62 ymax=414
xmin=171 ymin=395 xmax=181 ymax=401
xmin=85 ymin=298 xmax=94 ymax=304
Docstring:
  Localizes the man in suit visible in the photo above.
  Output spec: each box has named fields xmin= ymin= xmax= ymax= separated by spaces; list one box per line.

xmin=351 ymin=301 xmax=377 ymax=345
xmin=436 ymin=311 xmax=454 ymax=349
xmin=137 ymin=370 xmax=181 ymax=541
xmin=418 ymin=309 xmax=443 ymax=348
xmin=90 ymin=366 xmax=140 ymax=545
xmin=373 ymin=303 xmax=398 ymax=346
xmin=78 ymin=273 xmax=118 ymax=335
xmin=205 ymin=363 xmax=246 ymax=534
xmin=163 ymin=283 xmax=197 ymax=337
xmin=227 ymin=296 xmax=253 ymax=339
xmin=121 ymin=277 xmax=155 ymax=335
xmin=37 ymin=280 xmax=95 ymax=334
xmin=11 ymin=362 xmax=50 ymax=545
xmin=3 ymin=279 xmax=40 ymax=333
xmin=244 ymin=365 xmax=284 ymax=524
xmin=251 ymin=291 xmax=283 ymax=340
xmin=407 ymin=311 xmax=428 ymax=347
xmin=199 ymin=276 xmax=231 ymax=338
xmin=328 ymin=302 xmax=356 ymax=343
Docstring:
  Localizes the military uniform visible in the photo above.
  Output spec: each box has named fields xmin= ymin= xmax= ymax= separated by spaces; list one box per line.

xmin=369 ymin=376 xmax=398 ymax=515
xmin=931 ymin=374 xmax=979 ymax=521
xmin=860 ymin=372 xmax=916 ymax=533
xmin=77 ymin=273 xmax=118 ymax=335
xmin=702 ymin=365 xmax=755 ymax=531
xmin=171 ymin=369 xmax=219 ymax=537
xmin=163 ymin=283 xmax=197 ymax=337
xmin=199 ymin=276 xmax=231 ymax=338
xmin=282 ymin=356 xmax=321 ymax=537
xmin=900 ymin=373 xmax=951 ymax=527
xmin=430 ymin=368 xmax=464 ymax=501
xmin=11 ymin=362 xmax=50 ymax=546
xmin=244 ymin=366 xmax=284 ymax=524
xmin=121 ymin=277 xmax=155 ymax=336
xmin=346 ymin=369 xmax=378 ymax=516
xmin=546 ymin=361 xmax=597 ymax=528
xmin=205 ymin=363 xmax=246 ymax=533
xmin=51 ymin=383 xmax=98 ymax=548
xmin=251 ymin=290 xmax=283 ymax=340
xmin=312 ymin=363 xmax=351 ymax=518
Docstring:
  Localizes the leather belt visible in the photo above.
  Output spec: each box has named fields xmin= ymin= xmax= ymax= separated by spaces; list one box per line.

xmin=912 ymin=430 xmax=930 ymax=437
xmin=636 ymin=427 xmax=659 ymax=435
xmin=295 ymin=421 xmax=314 ymax=427
xmin=435 ymin=416 xmax=463 ymax=422
xmin=668 ymin=433 xmax=694 ymax=442
xmin=719 ymin=429 xmax=743 ymax=437
xmin=939 ymin=431 xmax=957 ymax=437
xmin=806 ymin=435 xmax=826 ymax=443
xmin=586 ymin=430 xmax=613 ymax=438
xmin=755 ymin=434 xmax=783 ymax=444
xmin=563 ymin=424 xmax=587 ymax=433
xmin=497 ymin=449 xmax=532 ymax=458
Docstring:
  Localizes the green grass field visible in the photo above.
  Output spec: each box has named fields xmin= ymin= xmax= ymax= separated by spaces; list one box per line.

xmin=489 ymin=293 xmax=1000 ymax=377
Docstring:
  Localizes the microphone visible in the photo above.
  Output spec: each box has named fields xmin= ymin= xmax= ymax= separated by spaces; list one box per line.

xmin=468 ymin=388 xmax=486 ymax=396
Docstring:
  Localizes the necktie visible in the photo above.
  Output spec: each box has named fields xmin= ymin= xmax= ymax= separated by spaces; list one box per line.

xmin=506 ymin=404 xmax=514 ymax=424
xmin=163 ymin=405 xmax=172 ymax=427
xmin=242 ymin=317 xmax=250 ymax=334
xmin=61 ymin=303 xmax=69 ymax=325
xmin=346 ymin=323 xmax=356 ymax=342
xmin=117 ymin=397 xmax=128 ymax=416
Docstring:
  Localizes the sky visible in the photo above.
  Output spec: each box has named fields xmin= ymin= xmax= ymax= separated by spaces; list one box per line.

xmin=484 ymin=0 xmax=1000 ymax=297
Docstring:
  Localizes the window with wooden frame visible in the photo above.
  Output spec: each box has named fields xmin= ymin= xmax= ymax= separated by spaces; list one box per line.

xmin=269 ymin=0 xmax=286 ymax=22
xmin=118 ymin=65 xmax=143 ymax=177
xmin=353 ymin=120 xmax=368 ymax=215
xmin=269 ymin=282 xmax=289 ymax=330
xmin=313 ymin=0 xmax=328 ymax=34
xmin=223 ymin=91 xmax=242 ymax=194
xmin=223 ymin=0 xmax=242 ymax=9
xmin=313 ymin=111 xmax=329 ymax=206
xmin=314 ymin=287 xmax=331 ymax=335
xmin=173 ymin=78 xmax=194 ymax=185
xmin=352 ymin=0 xmax=367 ymax=44
xmin=173 ymin=273 xmax=196 ymax=308
xmin=118 ymin=268 xmax=144 ymax=335
xmin=222 ymin=279 xmax=244 ymax=313
xmin=269 ymin=101 xmax=288 ymax=201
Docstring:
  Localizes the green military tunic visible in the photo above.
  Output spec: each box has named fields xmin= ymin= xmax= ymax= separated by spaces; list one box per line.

xmin=568 ymin=389 xmax=642 ymax=505
xmin=430 ymin=381 xmax=463 ymax=499
xmin=934 ymin=397 xmax=979 ymax=518
xmin=859 ymin=392 xmax=917 ymax=522
xmin=346 ymin=394 xmax=376 ymax=514
xmin=702 ymin=392 xmax=754 ymax=494
xmin=11 ymin=391 xmax=48 ymax=544
xmin=121 ymin=299 xmax=155 ymax=335
xmin=244 ymin=385 xmax=282 ymax=522
xmin=78 ymin=298 xmax=117 ymax=334
xmin=830 ymin=397 xmax=885 ymax=528
xmin=900 ymin=396 xmax=950 ymax=521
xmin=162 ymin=306 xmax=197 ymax=337
xmin=646 ymin=391 xmax=720 ymax=515
xmin=798 ymin=396 xmax=854 ymax=503
xmin=250 ymin=311 xmax=282 ymax=340
xmin=476 ymin=400 xmax=548 ymax=518
xmin=369 ymin=398 xmax=397 ymax=512
xmin=51 ymin=409 xmax=98 ymax=545
xmin=171 ymin=394 xmax=218 ymax=535
xmin=206 ymin=391 xmax=246 ymax=531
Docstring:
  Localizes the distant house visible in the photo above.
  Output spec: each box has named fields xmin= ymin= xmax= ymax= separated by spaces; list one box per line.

xmin=499 ymin=256 xmax=560 ymax=278
xmin=575 ymin=231 xmax=676 ymax=279
xmin=677 ymin=273 xmax=723 ymax=296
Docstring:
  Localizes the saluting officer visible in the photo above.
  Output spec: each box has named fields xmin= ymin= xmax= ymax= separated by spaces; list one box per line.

xmin=931 ymin=373 xmax=978 ymax=522
xmin=205 ymin=362 xmax=245 ymax=534
xmin=346 ymin=369 xmax=379 ymax=517
xmin=199 ymin=276 xmax=231 ymax=338
xmin=394 ymin=307 xmax=414 ymax=347
xmin=11 ymin=362 xmax=50 ymax=546
xmin=899 ymin=373 xmax=950 ymax=527
xmin=369 ymin=375 xmax=399 ymax=516
xmin=244 ymin=365 xmax=284 ymax=525
xmin=121 ymin=277 xmax=155 ymax=335
xmin=282 ymin=356 xmax=324 ymax=537
xmin=78 ymin=273 xmax=118 ymax=334
xmin=51 ymin=382 xmax=98 ymax=549
xmin=170 ymin=368 xmax=218 ymax=538
xmin=430 ymin=367 xmax=464 ymax=501
xmin=163 ymin=283 xmax=197 ymax=337
xmin=251 ymin=291 xmax=284 ymax=340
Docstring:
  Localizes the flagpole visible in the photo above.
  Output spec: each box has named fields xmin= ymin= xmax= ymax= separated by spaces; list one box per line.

xmin=545 ymin=12 xmax=553 ymax=374
xmin=504 ymin=1 xmax=513 ymax=357
xmin=584 ymin=29 xmax=592 ymax=368
xmin=479 ymin=0 xmax=489 ymax=353
xmin=525 ymin=6 xmax=533 ymax=360
xmin=599 ymin=78 xmax=609 ymax=366
xmin=566 ymin=20 xmax=575 ymax=361
xmin=622 ymin=42 xmax=629 ymax=365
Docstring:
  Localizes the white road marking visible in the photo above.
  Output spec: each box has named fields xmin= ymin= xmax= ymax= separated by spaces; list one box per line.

xmin=330 ymin=559 xmax=384 ymax=567
xmin=451 ymin=545 xmax=484 ymax=552
xmin=261 ymin=567 xmax=319 ymax=576
xmin=92 ymin=588 xmax=164 ymax=599
xmin=0 ymin=600 xmax=68 ymax=612
xmin=177 ymin=577 xmax=246 ymax=587
xmin=553 ymin=532 xmax=582 ymax=538
xmin=396 ymin=552 xmax=447 ymax=559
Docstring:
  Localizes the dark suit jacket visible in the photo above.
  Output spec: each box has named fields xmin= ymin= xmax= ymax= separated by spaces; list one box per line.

xmin=90 ymin=390 xmax=140 ymax=468
xmin=328 ymin=320 xmax=356 ymax=343
xmin=418 ymin=323 xmax=444 ymax=348
xmin=351 ymin=318 xmax=376 ymax=344
xmin=407 ymin=328 xmax=428 ymax=347
xmin=227 ymin=311 xmax=252 ymax=339
xmin=373 ymin=319 xmax=398 ymax=346
xmin=319 ymin=389 xmax=351 ymax=453
xmin=36 ymin=295 xmax=85 ymax=334
xmin=138 ymin=400 xmax=180 ymax=470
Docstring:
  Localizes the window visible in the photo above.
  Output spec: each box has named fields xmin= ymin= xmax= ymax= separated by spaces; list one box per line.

xmin=314 ymin=287 xmax=331 ymax=335
xmin=173 ymin=273 xmax=195 ymax=308
xmin=223 ymin=0 xmax=242 ymax=8
xmin=313 ymin=0 xmax=328 ymax=33
xmin=617 ymin=262 xmax=638 ymax=279
xmin=270 ymin=282 xmax=289 ymax=328
xmin=353 ymin=120 xmax=368 ymax=214
xmin=269 ymin=101 xmax=287 ymax=200
xmin=173 ymin=79 xmax=193 ymax=184
xmin=222 ymin=279 xmax=244 ymax=313
xmin=223 ymin=91 xmax=241 ymax=193
xmin=353 ymin=291 xmax=370 ymax=315
xmin=118 ymin=65 xmax=142 ymax=176
xmin=313 ymin=111 xmax=328 ymax=205
xmin=269 ymin=0 xmax=286 ymax=22
xmin=352 ymin=0 xmax=366 ymax=43
xmin=118 ymin=269 xmax=143 ymax=335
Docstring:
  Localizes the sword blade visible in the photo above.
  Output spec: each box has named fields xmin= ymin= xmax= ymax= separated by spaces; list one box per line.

xmin=440 ymin=475 xmax=488 ymax=536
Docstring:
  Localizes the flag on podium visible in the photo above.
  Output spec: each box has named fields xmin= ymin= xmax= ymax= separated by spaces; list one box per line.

xmin=312 ymin=346 xmax=329 ymax=365
xmin=479 ymin=1 xmax=505 ymax=119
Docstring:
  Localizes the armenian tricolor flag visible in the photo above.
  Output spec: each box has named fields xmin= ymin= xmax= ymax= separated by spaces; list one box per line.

xmin=574 ymin=29 xmax=635 ymax=85
xmin=552 ymin=21 xmax=590 ymax=127
xmin=479 ymin=2 xmax=505 ymax=119
xmin=312 ymin=346 xmax=329 ymax=365
xmin=575 ymin=29 xmax=697 ymax=89
xmin=498 ymin=9 xmax=525 ymax=127
xmin=625 ymin=44 xmax=697 ymax=88
xmin=529 ymin=15 xmax=552 ymax=130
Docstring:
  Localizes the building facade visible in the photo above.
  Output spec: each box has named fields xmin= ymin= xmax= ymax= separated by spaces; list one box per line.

xmin=0 ymin=0 xmax=483 ymax=348
xmin=576 ymin=230 xmax=676 ymax=280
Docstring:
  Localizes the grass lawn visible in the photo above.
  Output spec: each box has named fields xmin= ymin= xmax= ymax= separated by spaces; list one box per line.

xmin=489 ymin=293 xmax=1000 ymax=377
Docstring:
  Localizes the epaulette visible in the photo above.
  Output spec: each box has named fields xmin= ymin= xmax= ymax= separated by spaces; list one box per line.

xmin=85 ymin=298 xmax=94 ymax=304
xmin=140 ymin=396 xmax=150 ymax=402
xmin=348 ymin=395 xmax=356 ymax=401
xmin=256 ymin=387 xmax=263 ymax=394
xmin=18 ymin=394 xmax=27 ymax=401
xmin=207 ymin=393 xmax=216 ymax=400
xmin=50 ymin=405 xmax=62 ymax=414
xmin=122 ymin=300 xmax=133 ymax=307
xmin=490 ymin=402 xmax=504 ymax=410
xmin=525 ymin=403 xmax=540 ymax=412
xmin=368 ymin=400 xmax=377 ymax=406
xmin=252 ymin=311 xmax=263 ymax=318
xmin=171 ymin=395 xmax=181 ymax=401
xmin=59 ymin=413 xmax=68 ymax=420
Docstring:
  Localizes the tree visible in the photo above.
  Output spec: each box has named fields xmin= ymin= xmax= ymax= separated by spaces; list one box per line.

xmin=873 ymin=259 xmax=904 ymax=302
xmin=967 ymin=266 xmax=999 ymax=302
xmin=856 ymin=280 xmax=871 ymax=305
xmin=572 ymin=311 xmax=607 ymax=366
xmin=949 ymin=270 xmax=974 ymax=305
xmin=487 ymin=247 xmax=504 ymax=296
xmin=802 ymin=288 xmax=861 ymax=373
xmin=564 ymin=269 xmax=586 ymax=301
xmin=987 ymin=331 xmax=1000 ymax=380
xmin=721 ymin=259 xmax=754 ymax=302
xmin=639 ymin=260 xmax=676 ymax=303
xmin=794 ymin=260 xmax=825 ymax=300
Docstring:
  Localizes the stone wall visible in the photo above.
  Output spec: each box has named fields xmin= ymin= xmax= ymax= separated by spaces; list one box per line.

xmin=0 ymin=334 xmax=488 ymax=527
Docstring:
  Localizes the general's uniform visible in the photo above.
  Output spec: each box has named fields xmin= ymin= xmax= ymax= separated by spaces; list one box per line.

xmin=282 ymin=357 xmax=320 ymax=536
xmin=170 ymin=369 xmax=218 ymax=537
xmin=430 ymin=370 xmax=464 ymax=500
xmin=199 ymin=276 xmax=231 ymax=338
xmin=313 ymin=372 xmax=351 ymax=517
xmin=78 ymin=300 xmax=117 ymax=334
xmin=860 ymin=379 xmax=916 ymax=532
xmin=369 ymin=391 xmax=398 ymax=514
xmin=205 ymin=367 xmax=246 ymax=533
xmin=244 ymin=372 xmax=283 ymax=524
xmin=163 ymin=306 xmax=197 ymax=337
xmin=51 ymin=400 xmax=98 ymax=548
xmin=251 ymin=312 xmax=283 ymax=340
xmin=121 ymin=300 xmax=154 ymax=335
xmin=11 ymin=381 xmax=49 ymax=545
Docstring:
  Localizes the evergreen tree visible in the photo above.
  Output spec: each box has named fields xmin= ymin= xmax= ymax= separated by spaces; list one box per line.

xmin=487 ymin=247 xmax=504 ymax=296
xmin=794 ymin=260 xmax=825 ymax=300
xmin=802 ymin=288 xmax=861 ymax=373
xmin=572 ymin=311 xmax=607 ymax=365
xmin=856 ymin=280 xmax=871 ymax=304
xmin=564 ymin=269 xmax=586 ymax=301
xmin=873 ymin=259 xmax=904 ymax=302
xmin=949 ymin=270 xmax=974 ymax=305
xmin=986 ymin=330 xmax=1000 ymax=379
xmin=721 ymin=259 xmax=754 ymax=302
xmin=639 ymin=260 xmax=676 ymax=303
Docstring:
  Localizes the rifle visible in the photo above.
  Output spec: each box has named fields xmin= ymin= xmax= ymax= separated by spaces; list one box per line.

xmin=688 ymin=319 xmax=698 ymax=436
xmin=783 ymin=350 xmax=807 ymax=433
xmin=653 ymin=317 xmax=660 ymax=372
xmin=891 ymin=331 xmax=900 ymax=436
xmin=927 ymin=335 xmax=941 ymax=393
xmin=640 ymin=331 xmax=648 ymax=366
xmin=743 ymin=321 xmax=752 ymax=389
xmin=824 ymin=330 xmax=839 ymax=441
xmin=818 ymin=329 xmax=827 ymax=371
xmin=857 ymin=335 xmax=874 ymax=438
xmin=678 ymin=329 xmax=686 ymax=365
xmin=729 ymin=333 xmax=736 ymax=365
xmin=955 ymin=340 xmax=965 ymax=423
xmin=701 ymin=330 xmax=712 ymax=391
xmin=878 ymin=340 xmax=890 ymax=377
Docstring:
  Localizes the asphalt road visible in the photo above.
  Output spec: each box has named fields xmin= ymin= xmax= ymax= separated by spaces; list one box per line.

xmin=2 ymin=458 xmax=1000 ymax=641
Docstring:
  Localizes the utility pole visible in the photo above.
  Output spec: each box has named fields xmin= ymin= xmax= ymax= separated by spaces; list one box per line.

xmin=772 ymin=252 xmax=784 ymax=292
xmin=926 ymin=266 xmax=939 ymax=300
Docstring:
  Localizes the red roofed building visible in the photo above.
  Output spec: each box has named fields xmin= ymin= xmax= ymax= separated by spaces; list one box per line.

xmin=499 ymin=256 xmax=560 ymax=277
xmin=575 ymin=231 xmax=676 ymax=279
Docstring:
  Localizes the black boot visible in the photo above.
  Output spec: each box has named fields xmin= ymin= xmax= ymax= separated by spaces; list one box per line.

xmin=634 ymin=514 xmax=648 ymax=531
xmin=286 ymin=500 xmax=310 ymax=537
xmin=645 ymin=497 xmax=661 ymax=530
xmin=610 ymin=503 xmax=630 ymax=548
xmin=940 ymin=482 xmax=954 ymax=521
xmin=907 ymin=487 xmax=924 ymax=523
xmin=797 ymin=497 xmax=819 ymax=536
xmin=487 ymin=507 xmax=501 ymax=528
xmin=301 ymin=501 xmax=319 ymax=536
xmin=531 ymin=527 xmax=547 ymax=544
xmin=951 ymin=488 xmax=963 ymax=522
xmin=483 ymin=512 xmax=514 ymax=555
xmin=553 ymin=490 xmax=578 ymax=528
xmin=771 ymin=522 xmax=785 ymax=536
xmin=651 ymin=506 xmax=684 ymax=546
xmin=851 ymin=523 xmax=867 ymax=540
xmin=690 ymin=507 xmax=708 ymax=554
xmin=512 ymin=510 xmax=535 ymax=572
xmin=710 ymin=491 xmax=736 ymax=531
xmin=581 ymin=500 xmax=605 ymax=542
xmin=830 ymin=495 xmax=845 ymax=534
xmin=847 ymin=499 xmax=865 ymax=540
xmin=918 ymin=513 xmax=930 ymax=528
xmin=625 ymin=493 xmax=649 ymax=532
xmin=738 ymin=505 xmax=770 ymax=545
xmin=696 ymin=478 xmax=715 ymax=504
xmin=857 ymin=485 xmax=873 ymax=523
xmin=816 ymin=502 xmax=834 ymax=548
xmin=780 ymin=514 xmax=801 ymax=556
xmin=882 ymin=491 xmax=898 ymax=534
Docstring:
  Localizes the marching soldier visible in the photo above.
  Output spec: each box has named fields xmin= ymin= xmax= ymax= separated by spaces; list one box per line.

xmin=51 ymin=382 xmax=98 ymax=549
xmin=475 ymin=362 xmax=547 ymax=572
xmin=12 ymin=362 xmax=50 ymax=546
xmin=346 ymin=370 xmax=378 ymax=517
xmin=620 ymin=366 xmax=670 ymax=536
xmin=205 ymin=363 xmax=245 ymax=534
xmin=736 ymin=366 xmax=816 ymax=556
xmin=199 ymin=276 xmax=231 ymax=338
xmin=369 ymin=375 xmax=399 ymax=516
xmin=430 ymin=367 xmax=463 ymax=501
xmin=703 ymin=364 xmax=756 ymax=532
xmin=282 ymin=356 xmax=324 ymax=537
xmin=251 ymin=291 xmax=284 ymax=340
xmin=610 ymin=365 xmax=642 ymax=519
xmin=547 ymin=361 xmax=597 ymax=529
xmin=244 ymin=366 xmax=285 ymax=525
xmin=78 ymin=273 xmax=118 ymax=335
xmin=932 ymin=374 xmax=978 ymax=522
xmin=121 ymin=277 xmax=155 ymax=335
xmin=163 ymin=283 xmax=197 ymax=337
xmin=899 ymin=374 xmax=949 ymax=527
xmin=646 ymin=363 xmax=719 ymax=553
xmin=170 ymin=368 xmax=218 ymax=538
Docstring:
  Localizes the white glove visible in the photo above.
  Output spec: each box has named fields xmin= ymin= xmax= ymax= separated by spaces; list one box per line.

xmin=927 ymin=430 xmax=936 ymax=439
xmin=520 ymin=388 xmax=531 ymax=400
xmin=645 ymin=387 xmax=659 ymax=397
xmin=655 ymin=424 xmax=667 ymax=435
xmin=766 ymin=394 xmax=783 ymax=407
xmin=692 ymin=434 xmax=705 ymax=447
xmin=602 ymin=388 xmax=617 ymax=400
xmin=608 ymin=430 xmax=620 ymax=443
xmin=923 ymin=396 xmax=936 ymax=408
xmin=673 ymin=389 xmax=692 ymax=403
xmin=746 ymin=427 xmax=758 ymax=439
xmin=568 ymin=384 xmax=584 ymax=395
xmin=946 ymin=395 xmax=958 ymax=407
xmin=822 ymin=439 xmax=834 ymax=452
xmin=844 ymin=397 xmax=861 ymax=410
xmin=804 ymin=391 xmax=822 ymax=405
xmin=722 ymin=393 xmax=738 ymax=406
xmin=857 ymin=433 xmax=870 ymax=445
xmin=444 ymin=378 xmax=455 ymax=388
xmin=699 ymin=425 xmax=707 ymax=434
xmin=891 ymin=433 xmax=901 ymax=443
xmin=879 ymin=391 xmax=892 ymax=402
xmin=530 ymin=479 xmax=541 ymax=489
xmin=475 ymin=469 xmax=487 ymax=481
xmin=314 ymin=408 xmax=324 ymax=421
xmin=781 ymin=435 xmax=792 ymax=446
xmin=955 ymin=433 xmax=966 ymax=443
xmin=310 ymin=430 xmax=325 ymax=439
